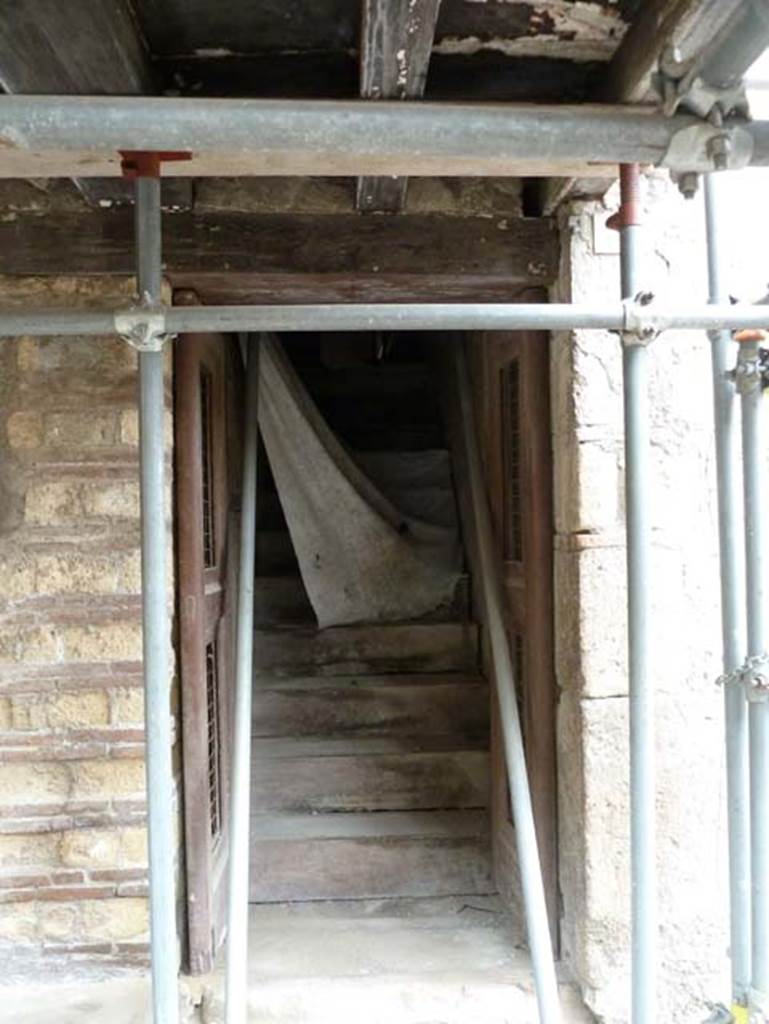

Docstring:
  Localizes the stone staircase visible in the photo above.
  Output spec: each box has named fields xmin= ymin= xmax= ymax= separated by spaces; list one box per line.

xmin=250 ymin=339 xmax=493 ymax=906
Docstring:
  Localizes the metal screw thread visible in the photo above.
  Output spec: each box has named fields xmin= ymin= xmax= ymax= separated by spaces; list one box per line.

xmin=620 ymin=163 xmax=642 ymax=227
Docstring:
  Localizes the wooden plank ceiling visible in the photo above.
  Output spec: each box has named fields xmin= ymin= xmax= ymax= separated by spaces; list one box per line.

xmin=0 ymin=0 xmax=735 ymax=212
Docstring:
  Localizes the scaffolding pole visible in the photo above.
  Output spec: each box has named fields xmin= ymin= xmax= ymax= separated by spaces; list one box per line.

xmin=0 ymin=95 xmax=768 ymax=178
xmin=449 ymin=342 xmax=561 ymax=1024
xmin=618 ymin=164 xmax=656 ymax=1024
xmin=225 ymin=336 xmax=260 ymax=1024
xmin=3 ymin=302 xmax=769 ymax=339
xmin=134 ymin=172 xmax=179 ymax=1024
xmin=739 ymin=334 xmax=769 ymax=1019
xmin=704 ymin=172 xmax=751 ymax=1013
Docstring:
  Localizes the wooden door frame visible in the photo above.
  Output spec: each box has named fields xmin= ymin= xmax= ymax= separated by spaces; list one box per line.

xmin=174 ymin=297 xmax=244 ymax=975
xmin=467 ymin=297 xmax=558 ymax=946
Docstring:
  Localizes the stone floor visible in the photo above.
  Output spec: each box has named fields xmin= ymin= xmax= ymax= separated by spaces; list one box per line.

xmin=4 ymin=897 xmax=593 ymax=1023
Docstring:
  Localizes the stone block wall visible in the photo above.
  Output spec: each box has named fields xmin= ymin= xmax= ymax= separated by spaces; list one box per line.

xmin=0 ymin=278 xmax=175 ymax=968
xmin=552 ymin=171 xmax=769 ymax=1022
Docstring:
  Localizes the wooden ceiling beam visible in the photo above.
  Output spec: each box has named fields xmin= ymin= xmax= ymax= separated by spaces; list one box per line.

xmin=357 ymin=0 xmax=442 ymax=213
xmin=0 ymin=209 xmax=559 ymax=300
xmin=0 ymin=0 xmax=191 ymax=209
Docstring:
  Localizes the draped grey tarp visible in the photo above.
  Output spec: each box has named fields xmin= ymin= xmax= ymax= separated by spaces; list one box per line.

xmin=257 ymin=335 xmax=461 ymax=628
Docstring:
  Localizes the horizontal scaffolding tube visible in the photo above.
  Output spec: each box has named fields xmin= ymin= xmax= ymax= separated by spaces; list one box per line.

xmin=0 ymin=96 xmax=768 ymax=178
xmin=1 ymin=303 xmax=769 ymax=338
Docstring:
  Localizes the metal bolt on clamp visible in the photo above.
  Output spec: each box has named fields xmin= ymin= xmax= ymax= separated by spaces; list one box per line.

xmin=621 ymin=292 xmax=659 ymax=347
xmin=115 ymin=300 xmax=175 ymax=353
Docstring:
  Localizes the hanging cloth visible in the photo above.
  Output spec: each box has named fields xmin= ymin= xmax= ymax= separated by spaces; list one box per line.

xmin=258 ymin=335 xmax=461 ymax=628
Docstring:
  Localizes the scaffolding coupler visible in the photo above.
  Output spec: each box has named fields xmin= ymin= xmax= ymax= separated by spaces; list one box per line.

xmin=729 ymin=333 xmax=769 ymax=395
xmin=114 ymin=302 xmax=173 ymax=353
xmin=718 ymin=653 xmax=769 ymax=703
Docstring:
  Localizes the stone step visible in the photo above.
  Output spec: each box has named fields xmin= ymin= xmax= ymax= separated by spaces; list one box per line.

xmin=252 ymin=674 xmax=489 ymax=740
xmin=253 ymin=573 xmax=470 ymax=626
xmin=249 ymin=809 xmax=494 ymax=902
xmin=250 ymin=741 xmax=489 ymax=813
xmin=253 ymin=622 xmax=478 ymax=676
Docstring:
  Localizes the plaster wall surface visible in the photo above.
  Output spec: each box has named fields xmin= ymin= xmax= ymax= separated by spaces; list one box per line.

xmin=553 ymin=169 xmax=769 ymax=1022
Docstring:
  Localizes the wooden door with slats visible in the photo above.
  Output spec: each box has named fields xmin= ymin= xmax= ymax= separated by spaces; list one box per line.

xmin=175 ymin=310 xmax=243 ymax=975
xmin=471 ymin=313 xmax=558 ymax=945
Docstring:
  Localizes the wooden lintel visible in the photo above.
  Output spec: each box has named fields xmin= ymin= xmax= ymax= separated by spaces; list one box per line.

xmin=357 ymin=0 xmax=442 ymax=213
xmin=0 ymin=210 xmax=559 ymax=301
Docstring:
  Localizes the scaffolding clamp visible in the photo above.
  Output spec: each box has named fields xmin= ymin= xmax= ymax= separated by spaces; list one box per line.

xmin=621 ymin=292 xmax=659 ymax=347
xmin=115 ymin=297 xmax=174 ymax=352
xmin=718 ymin=654 xmax=769 ymax=703
xmin=730 ymin=335 xmax=769 ymax=395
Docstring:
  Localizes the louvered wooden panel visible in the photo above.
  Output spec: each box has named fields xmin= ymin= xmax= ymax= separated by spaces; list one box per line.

xmin=175 ymin=293 xmax=244 ymax=974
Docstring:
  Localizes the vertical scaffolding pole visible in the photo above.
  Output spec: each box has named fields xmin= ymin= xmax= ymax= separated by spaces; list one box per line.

xmin=704 ymin=173 xmax=751 ymax=1012
xmin=225 ymin=336 xmax=260 ymax=1024
xmin=135 ymin=171 xmax=179 ymax=1023
xmin=619 ymin=164 xmax=656 ymax=1024
xmin=739 ymin=333 xmax=769 ymax=1017
xmin=449 ymin=343 xmax=561 ymax=1024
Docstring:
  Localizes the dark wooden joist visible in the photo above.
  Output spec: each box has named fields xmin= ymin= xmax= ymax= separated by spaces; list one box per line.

xmin=0 ymin=0 xmax=190 ymax=209
xmin=357 ymin=0 xmax=442 ymax=213
xmin=158 ymin=52 xmax=598 ymax=103
xmin=540 ymin=0 xmax=748 ymax=213
xmin=0 ymin=209 xmax=558 ymax=303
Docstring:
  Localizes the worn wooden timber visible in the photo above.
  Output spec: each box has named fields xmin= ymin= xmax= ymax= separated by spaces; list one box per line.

xmin=134 ymin=0 xmax=631 ymax=59
xmin=0 ymin=0 xmax=184 ymax=208
xmin=0 ymin=210 xmax=559 ymax=300
xmin=357 ymin=0 xmax=442 ymax=213
xmin=157 ymin=52 xmax=599 ymax=103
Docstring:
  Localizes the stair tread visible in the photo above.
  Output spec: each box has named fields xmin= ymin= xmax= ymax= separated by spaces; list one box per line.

xmin=254 ymin=621 xmax=478 ymax=675
xmin=253 ymin=671 xmax=486 ymax=690
xmin=251 ymin=809 xmax=490 ymax=842
xmin=252 ymin=736 xmax=488 ymax=757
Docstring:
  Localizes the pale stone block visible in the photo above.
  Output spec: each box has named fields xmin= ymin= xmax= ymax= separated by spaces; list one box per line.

xmin=6 ymin=410 xmax=43 ymax=449
xmin=0 ymin=762 xmax=70 ymax=805
xmin=118 ymin=827 xmax=148 ymax=867
xmin=40 ymin=902 xmax=80 ymax=942
xmin=46 ymin=690 xmax=110 ymax=729
xmin=116 ymin=551 xmax=142 ymax=594
xmin=60 ymin=829 xmax=121 ymax=869
xmin=17 ymin=337 xmax=40 ymax=372
xmin=24 ymin=480 xmax=82 ymax=524
xmin=0 ymin=832 xmax=59 ymax=868
xmin=0 ymin=902 xmax=38 ymax=941
xmin=80 ymin=897 xmax=149 ymax=941
xmin=111 ymin=688 xmax=144 ymax=725
xmin=82 ymin=480 xmax=140 ymax=519
xmin=0 ymin=696 xmax=11 ymax=730
xmin=554 ymin=543 xmax=627 ymax=698
xmin=69 ymin=759 xmax=146 ymax=800
xmin=0 ymin=624 xmax=58 ymax=664
xmin=120 ymin=409 xmax=139 ymax=446
xmin=34 ymin=554 xmax=121 ymax=596
xmin=59 ymin=621 xmax=143 ymax=662
xmin=0 ymin=554 xmax=36 ymax=598
xmin=44 ymin=411 xmax=119 ymax=447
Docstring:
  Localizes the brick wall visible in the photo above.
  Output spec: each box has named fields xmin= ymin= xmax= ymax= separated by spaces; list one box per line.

xmin=0 ymin=277 xmax=175 ymax=968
